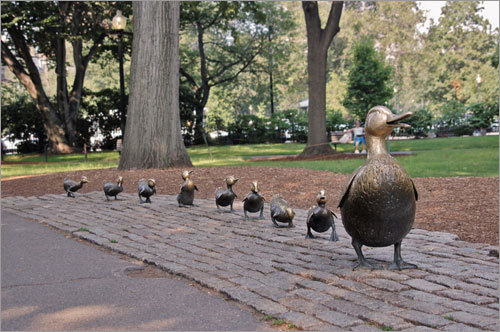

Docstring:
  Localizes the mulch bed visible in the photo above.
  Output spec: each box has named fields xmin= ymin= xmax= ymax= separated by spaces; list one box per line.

xmin=2 ymin=164 xmax=498 ymax=246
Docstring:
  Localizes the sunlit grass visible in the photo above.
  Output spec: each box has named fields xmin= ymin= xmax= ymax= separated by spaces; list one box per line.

xmin=1 ymin=136 xmax=497 ymax=178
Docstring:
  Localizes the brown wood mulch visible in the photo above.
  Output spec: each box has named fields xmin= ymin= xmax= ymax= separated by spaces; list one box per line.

xmin=1 ymin=165 xmax=498 ymax=246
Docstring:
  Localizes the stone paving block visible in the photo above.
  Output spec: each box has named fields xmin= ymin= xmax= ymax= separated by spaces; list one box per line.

xmin=447 ymin=311 xmax=500 ymax=329
xmin=357 ymin=310 xmax=414 ymax=330
xmin=443 ymin=300 xmax=500 ymax=318
xmin=438 ymin=289 xmax=496 ymax=305
xmin=277 ymin=311 xmax=324 ymax=330
xmin=283 ymin=298 xmax=328 ymax=315
xmin=400 ymin=289 xmax=449 ymax=304
xmin=323 ymin=298 xmax=368 ymax=316
xmin=400 ymin=326 xmax=438 ymax=332
xmin=393 ymin=309 xmax=452 ymax=328
xmin=467 ymin=277 xmax=500 ymax=290
xmin=363 ymin=278 xmax=410 ymax=292
xmin=403 ymin=278 xmax=448 ymax=292
xmin=315 ymin=310 xmax=364 ymax=328
xmin=348 ymin=324 xmax=384 ymax=331
xmin=253 ymin=285 xmax=288 ymax=302
xmin=424 ymin=274 xmax=466 ymax=288
xmin=291 ymin=288 xmax=334 ymax=304
xmin=441 ymin=323 xmax=486 ymax=332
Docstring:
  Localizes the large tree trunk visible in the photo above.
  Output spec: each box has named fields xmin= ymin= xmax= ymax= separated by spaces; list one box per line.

xmin=1 ymin=35 xmax=73 ymax=153
xmin=119 ymin=1 xmax=192 ymax=169
xmin=300 ymin=1 xmax=343 ymax=157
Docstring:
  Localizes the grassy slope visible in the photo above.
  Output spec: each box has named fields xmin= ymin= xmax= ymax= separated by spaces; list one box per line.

xmin=1 ymin=136 xmax=498 ymax=178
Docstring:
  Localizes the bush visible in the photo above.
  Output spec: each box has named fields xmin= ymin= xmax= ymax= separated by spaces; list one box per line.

xmin=406 ymin=108 xmax=434 ymax=138
xmin=228 ymin=114 xmax=267 ymax=144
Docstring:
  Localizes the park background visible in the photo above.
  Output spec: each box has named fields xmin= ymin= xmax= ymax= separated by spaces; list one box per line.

xmin=1 ymin=1 xmax=499 ymax=244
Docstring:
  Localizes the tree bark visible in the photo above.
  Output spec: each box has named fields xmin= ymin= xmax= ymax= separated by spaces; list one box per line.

xmin=1 ymin=35 xmax=73 ymax=153
xmin=300 ymin=1 xmax=343 ymax=156
xmin=119 ymin=1 xmax=192 ymax=169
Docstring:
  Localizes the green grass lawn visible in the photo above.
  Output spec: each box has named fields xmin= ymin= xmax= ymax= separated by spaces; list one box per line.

xmin=2 ymin=136 xmax=498 ymax=178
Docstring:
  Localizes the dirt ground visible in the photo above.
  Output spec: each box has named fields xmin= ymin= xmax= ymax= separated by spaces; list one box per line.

xmin=2 ymin=165 xmax=498 ymax=246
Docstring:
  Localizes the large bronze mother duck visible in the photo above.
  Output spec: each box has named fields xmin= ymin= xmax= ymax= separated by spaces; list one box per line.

xmin=338 ymin=106 xmax=418 ymax=271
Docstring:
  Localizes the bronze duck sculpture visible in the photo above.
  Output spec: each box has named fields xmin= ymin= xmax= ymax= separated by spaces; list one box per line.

xmin=339 ymin=106 xmax=418 ymax=270
xmin=242 ymin=181 xmax=265 ymax=220
xmin=63 ymin=176 xmax=88 ymax=197
xmin=103 ymin=176 xmax=123 ymax=200
xmin=138 ymin=178 xmax=156 ymax=204
xmin=270 ymin=195 xmax=295 ymax=228
xmin=177 ymin=170 xmax=198 ymax=207
xmin=306 ymin=190 xmax=339 ymax=241
xmin=215 ymin=176 xmax=238 ymax=212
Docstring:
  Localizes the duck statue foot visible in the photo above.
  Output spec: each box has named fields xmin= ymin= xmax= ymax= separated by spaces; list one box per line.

xmin=305 ymin=229 xmax=315 ymax=239
xmin=387 ymin=242 xmax=417 ymax=270
xmin=352 ymin=239 xmax=382 ymax=270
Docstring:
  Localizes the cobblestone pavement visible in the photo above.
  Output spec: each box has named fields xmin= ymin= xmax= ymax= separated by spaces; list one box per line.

xmin=3 ymin=192 xmax=499 ymax=331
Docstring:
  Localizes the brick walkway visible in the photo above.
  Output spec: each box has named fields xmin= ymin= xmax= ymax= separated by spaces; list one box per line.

xmin=3 ymin=192 xmax=498 ymax=331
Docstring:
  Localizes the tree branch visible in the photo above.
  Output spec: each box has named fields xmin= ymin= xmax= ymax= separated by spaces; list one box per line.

xmin=322 ymin=1 xmax=343 ymax=51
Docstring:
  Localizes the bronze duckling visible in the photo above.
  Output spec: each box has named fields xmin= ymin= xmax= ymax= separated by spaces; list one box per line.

xmin=215 ymin=176 xmax=238 ymax=212
xmin=103 ymin=176 xmax=123 ymax=201
xmin=339 ymin=106 xmax=418 ymax=271
xmin=242 ymin=181 xmax=265 ymax=220
xmin=138 ymin=178 xmax=156 ymax=204
xmin=306 ymin=190 xmax=339 ymax=241
xmin=270 ymin=195 xmax=295 ymax=228
xmin=177 ymin=170 xmax=198 ymax=207
xmin=63 ymin=176 xmax=88 ymax=197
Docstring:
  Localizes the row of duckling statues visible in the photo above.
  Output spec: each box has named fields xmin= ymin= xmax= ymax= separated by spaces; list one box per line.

xmin=64 ymin=171 xmax=339 ymax=242
xmin=63 ymin=106 xmax=419 ymax=271
xmin=63 ymin=176 xmax=156 ymax=203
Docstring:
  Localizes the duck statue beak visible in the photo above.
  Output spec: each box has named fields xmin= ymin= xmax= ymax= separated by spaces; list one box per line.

xmin=387 ymin=111 xmax=413 ymax=128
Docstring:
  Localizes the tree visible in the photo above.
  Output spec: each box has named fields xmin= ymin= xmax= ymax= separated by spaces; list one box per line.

xmin=343 ymin=37 xmax=393 ymax=120
xmin=1 ymin=1 xmax=131 ymax=152
xmin=423 ymin=1 xmax=498 ymax=108
xmin=300 ymin=1 xmax=343 ymax=156
xmin=179 ymin=2 xmax=277 ymax=144
xmin=118 ymin=1 xmax=192 ymax=169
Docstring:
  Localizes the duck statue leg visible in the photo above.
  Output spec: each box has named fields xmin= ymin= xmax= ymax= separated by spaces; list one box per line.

xmin=271 ymin=218 xmax=280 ymax=228
xmin=105 ymin=195 xmax=110 ymax=201
xmin=352 ymin=239 xmax=381 ymax=270
xmin=330 ymin=221 xmax=339 ymax=242
xmin=388 ymin=241 xmax=417 ymax=270
xmin=67 ymin=191 xmax=75 ymax=198
xmin=139 ymin=193 xmax=145 ymax=204
xmin=244 ymin=209 xmax=248 ymax=220
xmin=259 ymin=207 xmax=264 ymax=220
xmin=230 ymin=202 xmax=235 ymax=212
xmin=305 ymin=225 xmax=315 ymax=239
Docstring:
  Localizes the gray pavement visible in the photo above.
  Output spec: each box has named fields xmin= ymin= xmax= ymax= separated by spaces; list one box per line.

xmin=2 ymin=192 xmax=499 ymax=331
xmin=1 ymin=211 xmax=272 ymax=331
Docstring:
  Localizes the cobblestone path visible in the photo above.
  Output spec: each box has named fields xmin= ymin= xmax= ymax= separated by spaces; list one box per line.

xmin=3 ymin=192 xmax=498 ymax=331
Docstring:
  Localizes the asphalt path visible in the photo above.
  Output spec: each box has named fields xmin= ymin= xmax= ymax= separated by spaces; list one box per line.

xmin=1 ymin=211 xmax=272 ymax=331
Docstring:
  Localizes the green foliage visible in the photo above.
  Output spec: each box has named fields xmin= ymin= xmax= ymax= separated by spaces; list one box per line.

xmin=227 ymin=114 xmax=267 ymax=144
xmin=1 ymin=93 xmax=45 ymax=152
xmin=423 ymin=1 xmax=498 ymax=106
xmin=80 ymin=88 xmax=123 ymax=149
xmin=468 ymin=101 xmax=499 ymax=130
xmin=343 ymin=37 xmax=393 ymax=120
xmin=405 ymin=108 xmax=434 ymax=138
xmin=267 ymin=109 xmax=308 ymax=143
xmin=326 ymin=109 xmax=348 ymax=132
